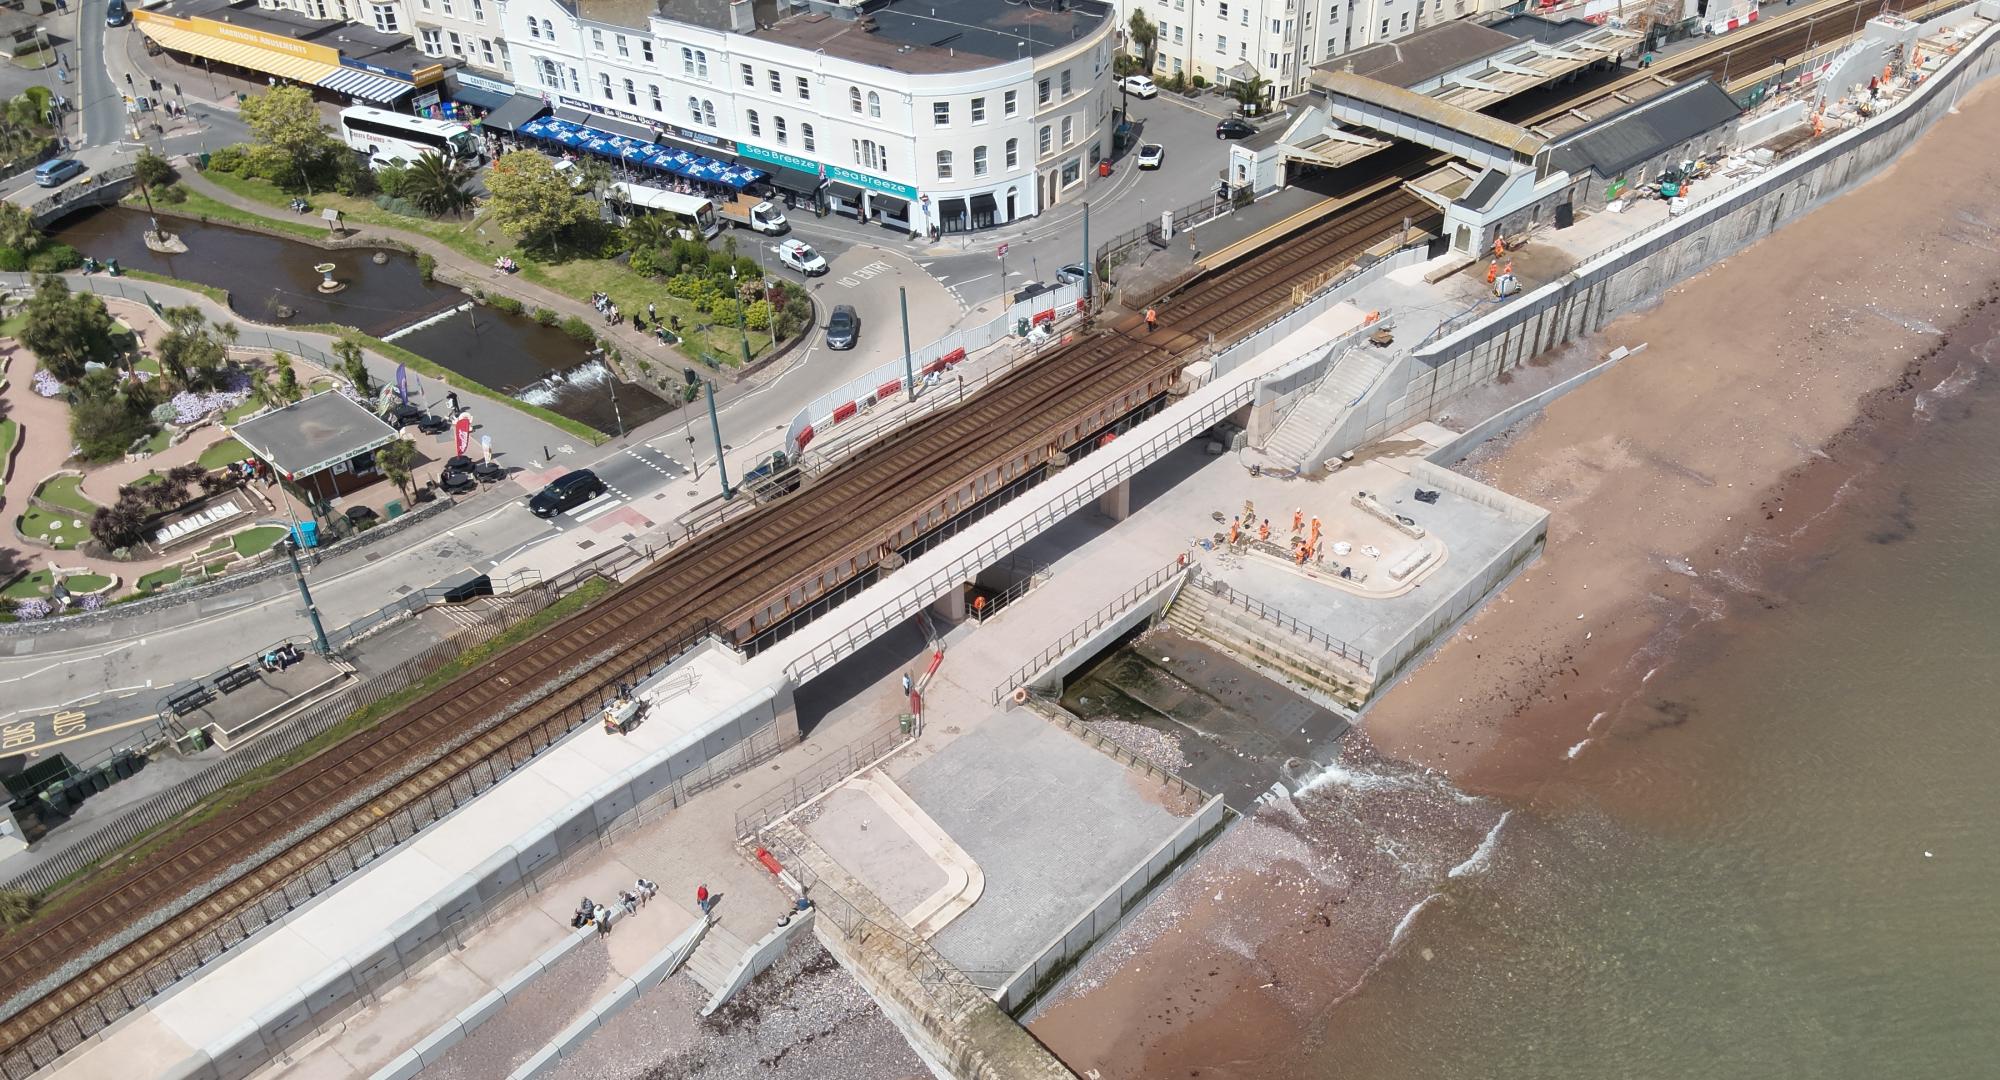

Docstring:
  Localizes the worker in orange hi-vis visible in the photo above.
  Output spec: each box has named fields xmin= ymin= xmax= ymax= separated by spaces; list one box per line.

xmin=1295 ymin=542 xmax=1310 ymax=566
xmin=1493 ymin=235 xmax=1506 ymax=258
xmin=1258 ymin=518 xmax=1271 ymax=543
xmin=1228 ymin=517 xmax=1241 ymax=546
xmin=1145 ymin=307 xmax=1158 ymax=332
xmin=1292 ymin=508 xmax=1304 ymax=534
xmin=1309 ymin=515 xmax=1322 ymax=545
xmin=1486 ymin=262 xmax=1498 ymax=285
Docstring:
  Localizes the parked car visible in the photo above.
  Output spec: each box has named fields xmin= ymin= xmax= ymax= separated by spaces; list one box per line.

xmin=34 ymin=158 xmax=86 ymax=188
xmin=106 ymin=0 xmax=132 ymax=26
xmin=1055 ymin=264 xmax=1090 ymax=288
xmin=1215 ymin=117 xmax=1258 ymax=140
xmin=528 ymin=469 xmax=607 ymax=517
xmin=777 ymin=238 xmax=829 ymax=276
xmin=1121 ymin=75 xmax=1158 ymax=99
xmin=825 ymin=304 xmax=861 ymax=350
xmin=1136 ymin=143 xmax=1165 ymax=170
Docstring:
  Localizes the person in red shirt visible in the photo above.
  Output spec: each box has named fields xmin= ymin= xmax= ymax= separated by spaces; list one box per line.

xmin=696 ymin=884 xmax=711 ymax=915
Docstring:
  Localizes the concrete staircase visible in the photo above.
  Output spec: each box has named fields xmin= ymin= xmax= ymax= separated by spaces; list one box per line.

xmin=682 ymin=920 xmax=751 ymax=995
xmin=1165 ymin=581 xmax=1372 ymax=709
xmin=1262 ymin=349 xmax=1389 ymax=472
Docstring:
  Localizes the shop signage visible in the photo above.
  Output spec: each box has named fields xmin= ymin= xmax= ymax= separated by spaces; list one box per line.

xmin=135 ymin=10 xmax=341 ymax=66
xmin=734 ymin=142 xmax=917 ymax=200
xmin=455 ymin=71 xmax=515 ymax=95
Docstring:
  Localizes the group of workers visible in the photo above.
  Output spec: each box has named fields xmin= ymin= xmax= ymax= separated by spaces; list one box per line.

xmin=1225 ymin=508 xmax=1324 ymax=565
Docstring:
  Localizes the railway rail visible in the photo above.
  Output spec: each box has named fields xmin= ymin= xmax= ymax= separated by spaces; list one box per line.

xmin=0 ymin=1 xmax=1951 ymax=1071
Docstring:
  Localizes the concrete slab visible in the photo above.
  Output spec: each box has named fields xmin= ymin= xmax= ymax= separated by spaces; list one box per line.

xmin=803 ymin=784 xmax=947 ymax=924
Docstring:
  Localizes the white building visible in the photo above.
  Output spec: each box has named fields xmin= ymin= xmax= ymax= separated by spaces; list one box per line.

xmin=494 ymin=0 xmax=1118 ymax=235
xmin=1122 ymin=0 xmax=1496 ymax=98
xmin=254 ymin=0 xmax=513 ymax=106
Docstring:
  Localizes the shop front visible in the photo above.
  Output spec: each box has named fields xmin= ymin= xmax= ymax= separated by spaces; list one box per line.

xmin=134 ymin=8 xmax=437 ymax=107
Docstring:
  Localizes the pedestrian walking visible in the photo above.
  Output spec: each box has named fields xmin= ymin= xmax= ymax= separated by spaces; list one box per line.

xmin=1145 ymin=307 xmax=1157 ymax=332
xmin=620 ymin=890 xmax=640 ymax=915
xmin=446 ymin=391 xmax=459 ymax=416
xmin=594 ymin=904 xmax=612 ymax=935
xmin=696 ymin=884 xmax=711 ymax=915
xmin=635 ymin=877 xmax=657 ymax=905
xmin=901 ymin=673 xmax=914 ymax=694
xmin=647 ymin=301 xmax=657 ymax=321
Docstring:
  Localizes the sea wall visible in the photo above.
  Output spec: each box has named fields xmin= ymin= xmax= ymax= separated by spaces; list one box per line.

xmin=1347 ymin=15 xmax=2000 ymax=444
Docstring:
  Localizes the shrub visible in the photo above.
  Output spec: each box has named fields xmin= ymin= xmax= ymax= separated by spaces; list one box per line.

xmin=206 ymin=144 xmax=248 ymax=174
xmin=26 ymin=243 xmax=82 ymax=272
xmin=744 ymin=299 xmax=774 ymax=332
xmin=156 ymin=182 xmax=188 ymax=204
xmin=533 ymin=307 xmax=559 ymax=326
xmin=0 ymin=247 xmax=26 ymax=272
xmin=488 ymin=294 xmax=524 ymax=315
xmin=709 ymin=297 xmax=742 ymax=327
xmin=663 ymin=272 xmax=707 ymax=300
xmin=559 ymin=315 xmax=595 ymax=342
xmin=628 ymin=245 xmax=664 ymax=278
xmin=371 ymin=194 xmax=424 ymax=218
xmin=416 ymin=253 xmax=436 ymax=282
xmin=733 ymin=256 xmax=762 ymax=282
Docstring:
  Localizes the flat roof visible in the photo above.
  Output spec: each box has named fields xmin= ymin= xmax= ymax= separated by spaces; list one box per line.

xmin=1313 ymin=69 xmax=1546 ymax=160
xmin=146 ymin=0 xmax=436 ymax=71
xmin=232 ymin=391 xmax=400 ymax=479
xmin=1486 ymin=13 xmax=1597 ymax=45
xmin=755 ymin=0 xmax=1112 ymax=74
xmin=1547 ymin=78 xmax=1742 ymax=178
xmin=1318 ymin=20 xmax=1522 ymax=89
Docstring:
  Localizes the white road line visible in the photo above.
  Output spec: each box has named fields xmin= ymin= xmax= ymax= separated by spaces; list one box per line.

xmin=951 ymin=273 xmax=993 ymax=288
xmin=570 ymin=497 xmax=626 ymax=523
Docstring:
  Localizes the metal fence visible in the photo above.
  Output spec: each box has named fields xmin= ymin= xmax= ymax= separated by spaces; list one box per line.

xmin=1189 ymin=567 xmax=1372 ymax=669
xmin=989 ymin=558 xmax=1187 ymax=706
xmin=1094 ymin=186 xmax=1247 ymax=270
xmin=730 ymin=720 xmax=910 ymax=839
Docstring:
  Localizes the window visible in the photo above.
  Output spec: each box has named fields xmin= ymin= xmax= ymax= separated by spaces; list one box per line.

xmin=796 ymin=75 xmax=810 ymax=100
xmin=973 ymin=145 xmax=988 ymax=176
xmin=936 ymin=150 xmax=953 ymax=178
xmin=1218 ymin=1 xmax=1227 ymax=16
xmin=421 ymin=28 xmax=441 ymax=54
xmin=624 ymin=79 xmax=636 ymax=106
xmin=1061 ymin=116 xmax=1073 ymax=147
xmin=775 ymin=115 xmax=788 ymax=145
xmin=1038 ymin=125 xmax=1051 ymax=155
xmin=569 ymin=67 xmax=580 ymax=93
xmin=683 ymin=47 xmax=707 ymax=78
xmin=1269 ymin=52 xmax=1278 ymax=67
xmin=1326 ymin=38 xmax=1337 ymax=59
xmin=616 ymin=35 xmax=628 ymax=58
xmin=1173 ymin=57 xmax=1183 ymax=73
xmin=1004 ymin=89 xmax=1018 ymax=115
xmin=591 ymin=29 xmax=603 ymax=52
xmin=1061 ymin=157 xmax=1081 ymax=185
xmin=971 ymin=96 xmax=986 ymax=123
xmin=1380 ymin=19 xmax=1389 ymax=36
xmin=527 ymin=18 xmax=539 ymax=39
xmin=746 ymin=109 xmax=761 ymax=138
xmin=689 ymin=96 xmax=703 ymax=123
xmin=1240 ymin=43 xmax=1248 ymax=58
xmin=1240 ymin=9 xmax=1248 ymax=25
xmin=440 ymin=0 xmax=452 ymax=15
xmin=370 ymin=3 xmax=397 ymax=32
xmin=1272 ymin=18 xmax=1281 ymax=33
xmin=1060 ymin=69 xmax=1071 ymax=97
xmin=742 ymin=63 xmax=755 ymax=86
xmin=802 ymin=123 xmax=815 ymax=152
xmin=641 ymin=40 xmax=653 ymax=62
xmin=1038 ymin=78 xmax=1051 ymax=105
xmin=933 ymin=100 xmax=950 ymax=126
xmin=538 ymin=56 xmax=561 ymax=87
xmin=850 ymin=86 xmax=862 ymax=113
xmin=542 ymin=18 xmax=553 ymax=37
xmin=481 ymin=38 xmax=494 ymax=64
xmin=650 ymin=84 xmax=661 ymax=111
xmin=599 ymin=73 xmax=612 ymax=101
xmin=1005 ymin=137 xmax=1019 ymax=168
xmin=470 ymin=0 xmax=482 ymax=20
xmin=1089 ymin=140 xmax=1102 ymax=166
xmin=867 ymin=91 xmax=880 ymax=118
xmin=448 ymin=31 xmax=462 ymax=55
xmin=856 ymin=139 xmax=886 ymax=170
xmin=769 ymin=69 xmax=782 ymax=93
xmin=419 ymin=0 xmax=429 ymax=9
xmin=1217 ymin=35 xmax=1228 ymax=55
xmin=703 ymin=100 xmax=715 ymax=125
xmin=1173 ymin=25 xmax=1184 ymax=44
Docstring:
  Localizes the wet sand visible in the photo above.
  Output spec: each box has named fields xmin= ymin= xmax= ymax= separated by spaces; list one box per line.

xmin=1028 ymin=78 xmax=2000 ymax=1080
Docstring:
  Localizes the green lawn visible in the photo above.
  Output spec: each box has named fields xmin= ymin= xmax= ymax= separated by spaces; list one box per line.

xmin=17 ymin=507 xmax=85 ymax=549
xmin=231 ymin=525 xmax=286 ymax=557
xmin=142 ymin=428 xmax=172 ymax=454
xmin=0 ymin=417 xmax=16 ymax=496
xmin=196 ymin=535 xmax=232 ymax=557
xmin=201 ymin=169 xmax=771 ymax=367
xmin=35 ymin=475 xmax=99 ymax=515
xmin=223 ymin=397 xmax=266 ymax=424
xmin=198 ymin=437 xmax=251 ymax=470
xmin=132 ymin=356 xmax=162 ymax=375
xmin=62 ymin=573 xmax=112 ymax=593
xmin=132 ymin=471 xmax=165 ymax=488
xmin=136 ymin=566 xmax=182 ymax=592
xmin=203 ymin=559 xmax=229 ymax=575
xmin=3 ymin=569 xmax=52 ymax=599
xmin=0 ymin=309 xmax=27 ymax=340
xmin=144 ymin=185 xmax=327 ymax=243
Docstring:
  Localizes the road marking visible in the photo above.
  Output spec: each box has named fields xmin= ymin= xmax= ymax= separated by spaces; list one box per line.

xmin=570 ymin=493 xmax=626 ymax=523
xmin=951 ymin=273 xmax=993 ymax=288
xmin=836 ymin=260 xmax=894 ymax=288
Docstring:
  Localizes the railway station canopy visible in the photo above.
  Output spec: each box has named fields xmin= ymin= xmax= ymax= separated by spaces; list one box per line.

xmin=135 ymin=0 xmax=446 ymax=105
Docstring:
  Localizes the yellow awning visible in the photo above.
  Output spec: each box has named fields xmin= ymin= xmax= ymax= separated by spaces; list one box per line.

xmin=139 ymin=22 xmax=340 ymax=85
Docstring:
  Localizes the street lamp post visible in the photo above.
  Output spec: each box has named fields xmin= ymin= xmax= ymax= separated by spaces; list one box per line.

xmin=595 ymin=348 xmax=624 ymax=437
xmin=283 ymin=538 xmax=332 ymax=657
xmin=706 ymin=378 xmax=732 ymax=500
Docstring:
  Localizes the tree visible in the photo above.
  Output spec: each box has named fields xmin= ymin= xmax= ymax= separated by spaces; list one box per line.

xmin=0 ymin=202 xmax=41 ymax=254
xmin=262 ymin=351 xmax=302 ymax=405
xmin=70 ymin=369 xmax=157 ymax=463
xmin=375 ymin=438 xmax=418 ymax=502
xmin=1229 ymin=76 xmax=1272 ymax=110
xmin=239 ymin=86 xmax=340 ymax=192
xmin=132 ymin=151 xmax=177 ymax=240
xmin=334 ymin=337 xmax=373 ymax=397
xmin=484 ymin=151 xmax=594 ymax=255
xmin=1127 ymin=10 xmax=1159 ymax=67
xmin=155 ymin=305 xmax=234 ymax=389
xmin=400 ymin=151 xmax=476 ymax=217
xmin=18 ymin=275 xmax=118 ymax=382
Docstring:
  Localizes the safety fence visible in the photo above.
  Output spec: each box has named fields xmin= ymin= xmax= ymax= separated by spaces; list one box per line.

xmin=730 ymin=719 xmax=910 ymax=839
xmin=0 ymin=612 xmax=729 ymax=1079
xmin=1187 ymin=566 xmax=1372 ymax=669
xmin=784 ymin=281 xmax=1086 ymax=459
xmin=1094 ymin=185 xmax=1248 ymax=270
xmin=989 ymin=558 xmax=1187 ymax=707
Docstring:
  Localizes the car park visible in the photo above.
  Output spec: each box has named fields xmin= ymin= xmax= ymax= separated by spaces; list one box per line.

xmin=777 ymin=238 xmax=829 ymax=276
xmin=1121 ymin=75 xmax=1158 ymax=98
xmin=825 ymin=304 xmax=861 ymax=349
xmin=34 ymin=159 xmax=86 ymax=188
xmin=1136 ymin=143 xmax=1165 ymax=169
xmin=528 ymin=469 xmax=607 ymax=517
xmin=1215 ymin=118 xmax=1258 ymax=140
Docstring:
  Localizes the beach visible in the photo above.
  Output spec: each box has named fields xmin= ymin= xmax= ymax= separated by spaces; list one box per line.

xmin=1028 ymin=77 xmax=2000 ymax=1080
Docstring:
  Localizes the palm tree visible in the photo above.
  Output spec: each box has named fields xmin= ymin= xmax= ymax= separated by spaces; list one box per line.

xmin=401 ymin=152 xmax=476 ymax=217
xmin=1230 ymin=76 xmax=1272 ymax=113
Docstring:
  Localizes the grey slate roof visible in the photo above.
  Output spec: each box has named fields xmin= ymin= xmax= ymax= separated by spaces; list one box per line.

xmin=1547 ymin=79 xmax=1742 ymax=179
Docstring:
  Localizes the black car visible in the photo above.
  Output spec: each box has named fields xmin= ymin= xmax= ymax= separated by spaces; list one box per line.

xmin=1216 ymin=118 xmax=1257 ymax=140
xmin=106 ymin=0 xmax=132 ymax=25
xmin=826 ymin=304 xmax=860 ymax=350
xmin=528 ymin=469 xmax=607 ymax=517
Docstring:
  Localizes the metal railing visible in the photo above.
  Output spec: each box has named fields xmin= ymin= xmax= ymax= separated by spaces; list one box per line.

xmin=989 ymin=558 xmax=1187 ymax=706
xmin=1189 ymin=567 xmax=1372 ymax=668
xmin=730 ymin=720 xmax=910 ymax=839
xmin=1095 ymin=185 xmax=1246 ymax=269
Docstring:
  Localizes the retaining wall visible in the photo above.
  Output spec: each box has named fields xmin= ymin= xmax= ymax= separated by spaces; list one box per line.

xmin=1422 ymin=344 xmax=1644 ymax=466
xmin=1023 ymin=575 xmax=1184 ymax=698
xmin=1342 ymin=15 xmax=2000 ymax=446
xmin=699 ymin=909 xmax=816 ymax=1016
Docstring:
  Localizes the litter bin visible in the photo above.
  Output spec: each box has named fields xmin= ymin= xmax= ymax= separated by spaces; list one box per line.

xmin=898 ymin=713 xmax=914 ymax=735
xmin=385 ymin=499 xmax=403 ymax=519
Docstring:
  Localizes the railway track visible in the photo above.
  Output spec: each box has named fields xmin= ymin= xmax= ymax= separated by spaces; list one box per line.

xmin=0 ymin=1 xmax=1954 ymax=1069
